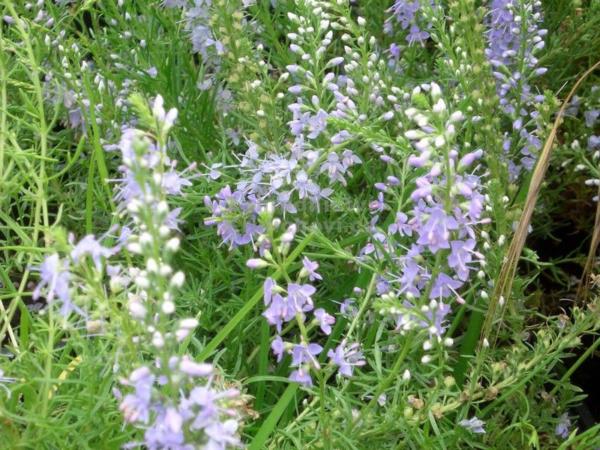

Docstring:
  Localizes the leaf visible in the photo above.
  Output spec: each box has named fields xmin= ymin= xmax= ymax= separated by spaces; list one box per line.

xmin=248 ymin=383 xmax=299 ymax=450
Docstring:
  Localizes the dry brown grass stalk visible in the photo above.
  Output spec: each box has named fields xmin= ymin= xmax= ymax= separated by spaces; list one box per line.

xmin=480 ymin=59 xmax=600 ymax=348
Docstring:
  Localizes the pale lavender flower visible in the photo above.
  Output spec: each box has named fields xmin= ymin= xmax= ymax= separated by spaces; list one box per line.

xmin=70 ymin=235 xmax=113 ymax=270
xmin=289 ymin=368 xmax=313 ymax=386
xmin=388 ymin=212 xmax=412 ymax=236
xmin=585 ymin=109 xmax=599 ymax=128
xmin=33 ymin=254 xmax=81 ymax=317
xmin=301 ymin=257 xmax=322 ymax=281
xmin=459 ymin=417 xmax=486 ymax=434
xmin=263 ymin=294 xmax=295 ymax=332
xmin=287 ymin=283 xmax=316 ymax=313
xmin=447 ymin=239 xmax=476 ymax=281
xmin=555 ymin=413 xmax=571 ymax=439
xmin=271 ymin=335 xmax=285 ymax=362
xmin=314 ymin=308 xmax=335 ymax=335
xmin=328 ymin=342 xmax=366 ymax=377
xmin=163 ymin=0 xmax=187 ymax=7
xmin=385 ymin=0 xmax=431 ymax=46
xmin=119 ymin=366 xmax=155 ymax=424
xmin=291 ymin=343 xmax=323 ymax=367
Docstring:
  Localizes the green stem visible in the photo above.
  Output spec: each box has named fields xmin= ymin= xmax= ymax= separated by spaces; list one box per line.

xmin=550 ymin=335 xmax=600 ymax=396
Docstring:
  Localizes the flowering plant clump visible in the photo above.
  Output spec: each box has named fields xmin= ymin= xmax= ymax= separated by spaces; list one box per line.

xmin=27 ymin=94 xmax=248 ymax=449
xmin=2 ymin=1 xmax=600 ymax=449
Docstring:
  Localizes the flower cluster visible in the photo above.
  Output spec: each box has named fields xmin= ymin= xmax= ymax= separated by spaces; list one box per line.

xmin=204 ymin=1 xmax=364 ymax=248
xmin=565 ymin=86 xmax=600 ymax=200
xmin=365 ymin=83 xmax=487 ymax=355
xmin=33 ymin=95 xmax=245 ymax=449
xmin=246 ymin=206 xmax=365 ymax=386
xmin=163 ymin=0 xmax=225 ymax=90
xmin=384 ymin=0 xmax=432 ymax=48
xmin=485 ymin=0 xmax=548 ymax=178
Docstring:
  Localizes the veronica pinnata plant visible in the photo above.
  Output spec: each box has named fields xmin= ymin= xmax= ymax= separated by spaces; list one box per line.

xmin=366 ymin=83 xmax=487 ymax=347
xmin=485 ymin=0 xmax=548 ymax=178
xmin=245 ymin=206 xmax=365 ymax=387
xmin=32 ymin=94 xmax=247 ymax=449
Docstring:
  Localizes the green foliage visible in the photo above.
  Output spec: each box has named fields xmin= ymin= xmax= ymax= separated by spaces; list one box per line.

xmin=1 ymin=0 xmax=600 ymax=448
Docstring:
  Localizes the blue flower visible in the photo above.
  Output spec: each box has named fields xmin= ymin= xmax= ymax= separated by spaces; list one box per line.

xmin=33 ymin=254 xmax=82 ymax=317
xmin=328 ymin=341 xmax=366 ymax=377
xmin=459 ymin=417 xmax=486 ymax=434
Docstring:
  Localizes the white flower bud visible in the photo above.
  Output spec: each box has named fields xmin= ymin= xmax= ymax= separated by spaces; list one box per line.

xmin=171 ymin=271 xmax=185 ymax=288
xmin=449 ymin=111 xmax=464 ymax=123
xmin=432 ymin=99 xmax=447 ymax=114
xmin=159 ymin=264 xmax=172 ymax=276
xmin=246 ymin=258 xmax=268 ymax=269
xmin=140 ymin=232 xmax=152 ymax=246
xmin=146 ymin=258 xmax=158 ymax=273
xmin=127 ymin=242 xmax=142 ymax=254
xmin=166 ymin=237 xmax=180 ymax=252
xmin=180 ymin=318 xmax=199 ymax=329
xmin=129 ymin=301 xmax=146 ymax=319
xmin=430 ymin=82 xmax=442 ymax=100
xmin=162 ymin=301 xmax=175 ymax=314
xmin=135 ymin=276 xmax=149 ymax=289
xmin=152 ymin=332 xmax=164 ymax=348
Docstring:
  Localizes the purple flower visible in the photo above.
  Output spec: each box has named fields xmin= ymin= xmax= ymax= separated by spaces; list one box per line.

xmin=331 ymin=130 xmax=352 ymax=144
xmin=447 ymin=239 xmax=476 ymax=281
xmin=287 ymin=283 xmax=316 ymax=313
xmin=585 ymin=109 xmax=600 ymax=128
xmin=289 ymin=368 xmax=313 ymax=386
xmin=388 ymin=211 xmax=413 ymax=236
xmin=203 ymin=186 xmax=263 ymax=249
xmin=263 ymin=294 xmax=295 ymax=332
xmin=264 ymin=278 xmax=276 ymax=305
xmin=340 ymin=298 xmax=357 ymax=318
xmin=33 ymin=254 xmax=81 ymax=317
xmin=144 ymin=408 xmax=185 ymax=448
xmin=555 ymin=413 xmax=571 ymax=439
xmin=162 ymin=170 xmax=192 ymax=196
xmin=430 ymin=273 xmax=463 ymax=300
xmin=407 ymin=24 xmax=429 ymax=44
xmin=327 ymin=342 xmax=366 ymax=377
xmin=314 ymin=308 xmax=335 ymax=335
xmin=320 ymin=152 xmax=347 ymax=185
xmin=306 ymin=109 xmax=328 ymax=139
xmin=485 ymin=0 xmax=547 ymax=176
xmin=369 ymin=192 xmax=385 ymax=213
xmin=341 ymin=149 xmax=361 ymax=169
xmin=301 ymin=257 xmax=322 ymax=281
xmin=589 ymin=135 xmax=600 ymax=150
xmin=416 ymin=206 xmax=458 ymax=253
xmin=291 ymin=343 xmax=323 ymax=367
xmin=162 ymin=0 xmax=187 ymax=7
xmin=179 ymin=357 xmax=213 ymax=377
xmin=459 ymin=417 xmax=486 ymax=434
xmin=386 ymin=0 xmax=431 ymax=46
xmin=271 ymin=335 xmax=285 ymax=362
xmin=204 ymin=419 xmax=241 ymax=449
xmin=119 ymin=366 xmax=155 ymax=424
xmin=70 ymin=235 xmax=113 ymax=270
